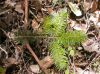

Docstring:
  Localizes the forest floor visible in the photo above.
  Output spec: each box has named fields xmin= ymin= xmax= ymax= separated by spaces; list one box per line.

xmin=0 ymin=0 xmax=100 ymax=74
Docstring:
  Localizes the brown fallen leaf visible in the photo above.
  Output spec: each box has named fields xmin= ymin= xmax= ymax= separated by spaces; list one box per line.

xmin=37 ymin=12 xmax=43 ymax=22
xmin=83 ymin=1 xmax=91 ymax=12
xmin=47 ymin=7 xmax=53 ymax=14
xmin=3 ymin=58 xmax=18 ymax=67
xmin=5 ymin=0 xmax=16 ymax=7
xmin=40 ymin=56 xmax=53 ymax=69
xmin=90 ymin=0 xmax=98 ymax=12
xmin=82 ymin=39 xmax=100 ymax=54
xmin=89 ymin=10 xmax=100 ymax=25
xmin=76 ymin=67 xmax=99 ymax=74
xmin=32 ymin=19 xmax=40 ymax=30
xmin=15 ymin=3 xmax=24 ymax=14
xmin=70 ymin=20 xmax=87 ymax=32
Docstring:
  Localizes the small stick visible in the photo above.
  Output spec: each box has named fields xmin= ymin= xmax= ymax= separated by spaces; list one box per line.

xmin=0 ymin=46 xmax=8 ymax=59
xmin=25 ymin=42 xmax=48 ymax=74
xmin=24 ymin=0 xmax=28 ymax=28
xmin=0 ymin=9 xmax=11 ymax=15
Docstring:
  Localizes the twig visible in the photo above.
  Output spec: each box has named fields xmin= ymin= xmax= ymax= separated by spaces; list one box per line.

xmin=24 ymin=0 xmax=28 ymax=28
xmin=0 ymin=46 xmax=8 ymax=59
xmin=25 ymin=42 xmax=48 ymax=74
xmin=0 ymin=9 xmax=11 ymax=15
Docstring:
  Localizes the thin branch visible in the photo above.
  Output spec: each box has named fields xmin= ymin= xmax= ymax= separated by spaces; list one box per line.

xmin=0 ymin=9 xmax=11 ymax=15
xmin=24 ymin=0 xmax=28 ymax=28
xmin=25 ymin=43 xmax=48 ymax=74
xmin=0 ymin=46 xmax=8 ymax=59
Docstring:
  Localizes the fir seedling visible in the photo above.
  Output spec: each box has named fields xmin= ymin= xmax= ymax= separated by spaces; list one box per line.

xmin=42 ymin=8 xmax=87 ymax=70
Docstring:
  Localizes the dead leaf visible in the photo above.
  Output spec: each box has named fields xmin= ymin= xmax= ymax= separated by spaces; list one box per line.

xmin=90 ymin=0 xmax=98 ymax=12
xmin=37 ymin=12 xmax=43 ymax=22
xmin=47 ymin=7 xmax=53 ymax=14
xmin=89 ymin=10 xmax=100 ymax=25
xmin=40 ymin=56 xmax=53 ymax=69
xmin=29 ymin=65 xmax=41 ymax=73
xmin=70 ymin=20 xmax=87 ymax=32
xmin=5 ymin=0 xmax=16 ymax=7
xmin=15 ymin=4 xmax=24 ymax=14
xmin=76 ymin=67 xmax=99 ymax=74
xmin=83 ymin=1 xmax=91 ymax=12
xmin=68 ymin=2 xmax=82 ymax=16
xmin=32 ymin=19 xmax=40 ymax=30
xmin=4 ymin=58 xmax=18 ymax=67
xmin=82 ymin=39 xmax=100 ymax=54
